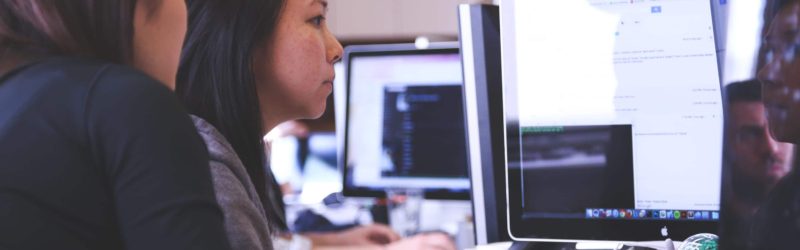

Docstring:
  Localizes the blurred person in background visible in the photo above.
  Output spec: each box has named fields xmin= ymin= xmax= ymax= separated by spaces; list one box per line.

xmin=721 ymin=80 xmax=794 ymax=249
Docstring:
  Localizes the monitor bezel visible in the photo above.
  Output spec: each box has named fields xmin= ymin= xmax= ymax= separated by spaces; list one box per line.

xmin=458 ymin=3 xmax=512 ymax=244
xmin=501 ymin=0 xmax=724 ymax=242
xmin=340 ymin=42 xmax=470 ymax=200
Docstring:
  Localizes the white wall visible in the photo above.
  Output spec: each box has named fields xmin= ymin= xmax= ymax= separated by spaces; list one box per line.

xmin=328 ymin=0 xmax=491 ymax=41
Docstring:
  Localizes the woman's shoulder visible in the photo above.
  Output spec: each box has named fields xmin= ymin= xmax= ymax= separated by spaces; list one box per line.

xmin=2 ymin=56 xmax=167 ymax=102
xmin=0 ymin=56 xmax=189 ymax=147
xmin=190 ymin=115 xmax=273 ymax=248
xmin=20 ymin=57 xmax=161 ymax=89
xmin=190 ymin=115 xmax=241 ymax=164
xmin=190 ymin=115 xmax=257 ymax=185
xmin=8 ymin=56 xmax=175 ymax=115
xmin=76 ymin=58 xmax=170 ymax=98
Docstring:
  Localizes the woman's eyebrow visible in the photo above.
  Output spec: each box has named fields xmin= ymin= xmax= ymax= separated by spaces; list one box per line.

xmin=311 ymin=0 xmax=328 ymax=9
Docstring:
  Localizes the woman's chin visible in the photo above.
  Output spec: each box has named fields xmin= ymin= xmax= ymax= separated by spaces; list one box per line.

xmin=304 ymin=104 xmax=328 ymax=120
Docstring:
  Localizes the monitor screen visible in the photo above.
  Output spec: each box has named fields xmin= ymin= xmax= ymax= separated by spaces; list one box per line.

xmin=341 ymin=43 xmax=470 ymax=199
xmin=502 ymin=0 xmax=724 ymax=241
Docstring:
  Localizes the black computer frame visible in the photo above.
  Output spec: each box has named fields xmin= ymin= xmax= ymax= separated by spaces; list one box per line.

xmin=458 ymin=4 xmax=511 ymax=244
xmin=339 ymin=42 xmax=471 ymax=200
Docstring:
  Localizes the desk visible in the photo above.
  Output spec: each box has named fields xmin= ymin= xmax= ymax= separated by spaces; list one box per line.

xmin=468 ymin=240 xmax=682 ymax=250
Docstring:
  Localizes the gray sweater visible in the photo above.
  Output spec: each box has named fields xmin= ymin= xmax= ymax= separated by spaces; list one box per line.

xmin=192 ymin=115 xmax=274 ymax=250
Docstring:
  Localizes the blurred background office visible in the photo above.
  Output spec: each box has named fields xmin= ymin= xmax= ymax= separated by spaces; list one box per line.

xmin=266 ymin=0 xmax=793 ymax=248
xmin=266 ymin=0 xmax=774 ymax=206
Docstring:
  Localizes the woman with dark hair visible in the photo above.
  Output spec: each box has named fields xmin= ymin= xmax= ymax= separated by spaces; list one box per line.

xmin=177 ymin=0 xmax=456 ymax=249
xmin=0 ymin=1 xmax=230 ymax=249
xmin=749 ymin=0 xmax=800 ymax=249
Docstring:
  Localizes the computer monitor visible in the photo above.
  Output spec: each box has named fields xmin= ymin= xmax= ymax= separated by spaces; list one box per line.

xmin=501 ymin=0 xmax=724 ymax=242
xmin=339 ymin=43 xmax=470 ymax=200
xmin=458 ymin=4 xmax=510 ymax=244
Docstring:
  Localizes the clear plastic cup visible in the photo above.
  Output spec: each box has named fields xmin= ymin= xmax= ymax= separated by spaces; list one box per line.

xmin=386 ymin=188 xmax=423 ymax=237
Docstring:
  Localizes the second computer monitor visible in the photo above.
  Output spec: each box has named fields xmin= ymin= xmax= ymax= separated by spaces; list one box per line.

xmin=340 ymin=43 xmax=470 ymax=200
xmin=501 ymin=0 xmax=724 ymax=242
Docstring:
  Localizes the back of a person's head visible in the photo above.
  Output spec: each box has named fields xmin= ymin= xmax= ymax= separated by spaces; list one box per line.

xmin=725 ymin=79 xmax=762 ymax=104
xmin=0 ymin=0 xmax=159 ymax=65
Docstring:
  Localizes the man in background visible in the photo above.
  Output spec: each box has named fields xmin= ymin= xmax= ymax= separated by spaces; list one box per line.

xmin=722 ymin=80 xmax=795 ymax=249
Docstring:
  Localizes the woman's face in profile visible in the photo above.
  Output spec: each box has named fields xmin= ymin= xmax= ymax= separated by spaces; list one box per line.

xmin=132 ymin=0 xmax=188 ymax=88
xmin=759 ymin=2 xmax=800 ymax=143
xmin=256 ymin=0 xmax=343 ymax=124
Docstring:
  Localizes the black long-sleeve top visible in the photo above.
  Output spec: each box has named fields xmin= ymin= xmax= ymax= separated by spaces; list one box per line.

xmin=0 ymin=57 xmax=232 ymax=250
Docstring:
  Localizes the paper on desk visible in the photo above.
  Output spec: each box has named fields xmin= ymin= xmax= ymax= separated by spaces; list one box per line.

xmin=466 ymin=242 xmax=513 ymax=250
xmin=620 ymin=239 xmax=681 ymax=250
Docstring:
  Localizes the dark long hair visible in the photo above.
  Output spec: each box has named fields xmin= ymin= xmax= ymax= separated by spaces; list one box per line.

xmin=773 ymin=0 xmax=800 ymax=16
xmin=176 ymin=0 xmax=285 ymax=231
xmin=0 ymin=0 xmax=158 ymax=66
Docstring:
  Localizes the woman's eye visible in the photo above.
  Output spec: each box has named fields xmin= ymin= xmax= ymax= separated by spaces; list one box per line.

xmin=311 ymin=15 xmax=325 ymax=27
xmin=784 ymin=44 xmax=797 ymax=63
xmin=766 ymin=49 xmax=774 ymax=63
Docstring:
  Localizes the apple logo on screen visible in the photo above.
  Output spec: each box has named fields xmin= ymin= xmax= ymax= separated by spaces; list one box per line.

xmin=661 ymin=226 xmax=669 ymax=237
